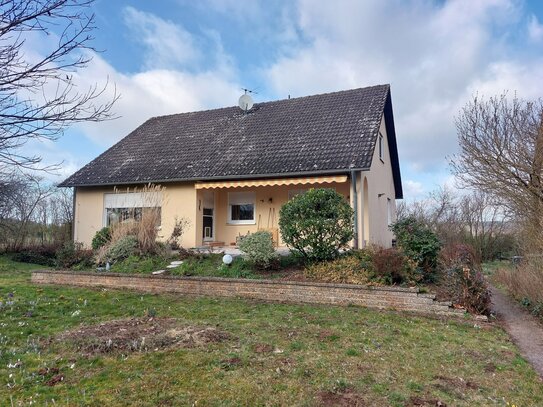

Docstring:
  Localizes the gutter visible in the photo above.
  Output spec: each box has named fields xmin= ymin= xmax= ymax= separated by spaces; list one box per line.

xmin=59 ymin=167 xmax=371 ymax=188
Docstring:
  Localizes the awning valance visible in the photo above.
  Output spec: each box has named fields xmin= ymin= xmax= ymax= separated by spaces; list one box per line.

xmin=195 ymin=175 xmax=348 ymax=190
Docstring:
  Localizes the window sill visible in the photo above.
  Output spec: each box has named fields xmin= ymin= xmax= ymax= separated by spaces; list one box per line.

xmin=227 ymin=221 xmax=256 ymax=225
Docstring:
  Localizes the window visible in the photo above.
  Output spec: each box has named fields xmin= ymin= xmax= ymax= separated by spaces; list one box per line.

xmin=106 ymin=207 xmax=161 ymax=227
xmin=104 ymin=192 xmax=162 ymax=227
xmin=228 ymin=191 xmax=255 ymax=224
xmin=379 ymin=132 xmax=384 ymax=161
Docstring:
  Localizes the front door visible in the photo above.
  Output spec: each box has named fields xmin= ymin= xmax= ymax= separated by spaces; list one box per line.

xmin=203 ymin=208 xmax=214 ymax=241
xmin=202 ymin=190 xmax=215 ymax=242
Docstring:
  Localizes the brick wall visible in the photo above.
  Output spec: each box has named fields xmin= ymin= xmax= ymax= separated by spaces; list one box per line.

xmin=31 ymin=270 xmax=464 ymax=317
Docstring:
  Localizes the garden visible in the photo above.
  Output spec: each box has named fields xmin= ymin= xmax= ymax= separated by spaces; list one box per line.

xmin=7 ymin=188 xmax=492 ymax=317
xmin=0 ymin=256 xmax=541 ymax=406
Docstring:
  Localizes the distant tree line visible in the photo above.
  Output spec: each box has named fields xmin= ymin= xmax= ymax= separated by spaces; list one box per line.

xmin=397 ymin=187 xmax=517 ymax=262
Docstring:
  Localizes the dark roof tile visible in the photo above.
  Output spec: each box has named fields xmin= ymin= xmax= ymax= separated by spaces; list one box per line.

xmin=60 ymin=84 xmax=402 ymax=197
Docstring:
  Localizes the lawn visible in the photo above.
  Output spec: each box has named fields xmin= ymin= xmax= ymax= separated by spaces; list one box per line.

xmin=1 ymin=256 xmax=541 ymax=406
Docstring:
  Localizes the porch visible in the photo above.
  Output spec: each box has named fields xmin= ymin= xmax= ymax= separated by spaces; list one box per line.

xmin=192 ymin=175 xmax=352 ymax=248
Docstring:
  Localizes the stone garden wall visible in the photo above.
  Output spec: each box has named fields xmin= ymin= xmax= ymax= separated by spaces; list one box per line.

xmin=31 ymin=270 xmax=464 ymax=317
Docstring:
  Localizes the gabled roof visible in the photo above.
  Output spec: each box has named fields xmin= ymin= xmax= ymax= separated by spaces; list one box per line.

xmin=60 ymin=84 xmax=403 ymax=198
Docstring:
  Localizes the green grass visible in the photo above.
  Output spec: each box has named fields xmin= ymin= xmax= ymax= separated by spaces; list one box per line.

xmin=1 ymin=255 xmax=542 ymax=406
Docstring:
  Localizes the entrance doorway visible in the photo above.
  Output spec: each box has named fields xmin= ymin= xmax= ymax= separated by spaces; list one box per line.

xmin=202 ymin=191 xmax=215 ymax=242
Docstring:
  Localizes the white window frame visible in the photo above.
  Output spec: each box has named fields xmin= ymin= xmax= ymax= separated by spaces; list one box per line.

xmin=379 ymin=132 xmax=384 ymax=162
xmin=227 ymin=191 xmax=256 ymax=225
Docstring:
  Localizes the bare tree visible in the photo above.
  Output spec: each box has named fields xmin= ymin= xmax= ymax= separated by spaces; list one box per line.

xmin=0 ymin=0 xmax=117 ymax=174
xmin=451 ymin=94 xmax=543 ymax=252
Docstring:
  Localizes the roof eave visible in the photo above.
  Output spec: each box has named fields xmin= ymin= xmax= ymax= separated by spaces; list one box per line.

xmin=58 ymin=167 xmax=371 ymax=188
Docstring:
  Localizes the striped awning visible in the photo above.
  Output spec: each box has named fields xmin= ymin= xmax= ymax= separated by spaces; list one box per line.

xmin=195 ymin=175 xmax=348 ymax=190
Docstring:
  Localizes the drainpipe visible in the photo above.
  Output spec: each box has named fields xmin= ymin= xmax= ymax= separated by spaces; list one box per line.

xmin=351 ymin=170 xmax=359 ymax=249
xmin=71 ymin=187 xmax=76 ymax=243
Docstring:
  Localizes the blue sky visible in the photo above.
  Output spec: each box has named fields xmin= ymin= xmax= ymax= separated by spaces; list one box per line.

xmin=31 ymin=0 xmax=543 ymax=200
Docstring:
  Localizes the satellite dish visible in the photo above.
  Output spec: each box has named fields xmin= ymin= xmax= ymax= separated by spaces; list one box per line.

xmin=238 ymin=94 xmax=254 ymax=111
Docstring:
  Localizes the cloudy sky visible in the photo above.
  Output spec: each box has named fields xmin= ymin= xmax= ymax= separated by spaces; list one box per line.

xmin=32 ymin=0 xmax=543 ymax=200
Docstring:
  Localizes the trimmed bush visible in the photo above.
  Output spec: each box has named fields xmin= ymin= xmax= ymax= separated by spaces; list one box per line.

xmin=390 ymin=217 xmax=441 ymax=281
xmin=304 ymin=256 xmax=369 ymax=285
xmin=10 ymin=244 xmax=59 ymax=266
xmin=107 ymin=235 xmax=139 ymax=263
xmin=92 ymin=227 xmax=111 ymax=250
xmin=238 ymin=231 xmax=278 ymax=269
xmin=279 ymin=188 xmax=354 ymax=262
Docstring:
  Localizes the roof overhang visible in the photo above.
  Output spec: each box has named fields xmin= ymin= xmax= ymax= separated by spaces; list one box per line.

xmin=195 ymin=175 xmax=348 ymax=190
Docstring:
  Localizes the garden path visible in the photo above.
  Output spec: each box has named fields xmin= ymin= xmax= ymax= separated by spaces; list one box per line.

xmin=490 ymin=285 xmax=543 ymax=379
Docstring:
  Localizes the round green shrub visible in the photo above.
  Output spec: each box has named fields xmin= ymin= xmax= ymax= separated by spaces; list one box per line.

xmin=279 ymin=188 xmax=354 ymax=262
xmin=238 ymin=231 xmax=278 ymax=269
xmin=92 ymin=227 xmax=111 ymax=250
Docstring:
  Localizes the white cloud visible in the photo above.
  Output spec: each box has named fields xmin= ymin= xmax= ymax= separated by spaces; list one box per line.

xmin=528 ymin=14 xmax=543 ymax=42
xmin=122 ymin=6 xmax=202 ymax=69
xmin=404 ymin=180 xmax=425 ymax=199
xmin=264 ymin=0 xmax=540 ymax=174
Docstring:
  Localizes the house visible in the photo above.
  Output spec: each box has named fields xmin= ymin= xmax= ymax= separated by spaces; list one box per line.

xmin=60 ymin=84 xmax=403 ymax=249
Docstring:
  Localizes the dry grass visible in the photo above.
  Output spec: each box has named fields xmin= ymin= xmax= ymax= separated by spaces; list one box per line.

xmin=495 ymin=259 xmax=543 ymax=305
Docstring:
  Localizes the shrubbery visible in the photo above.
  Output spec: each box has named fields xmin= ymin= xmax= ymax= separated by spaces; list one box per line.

xmin=238 ymin=231 xmax=278 ymax=269
xmin=440 ymin=243 xmax=491 ymax=315
xmin=10 ymin=244 xmax=58 ymax=267
xmin=390 ymin=217 xmax=441 ymax=281
xmin=91 ymin=227 xmax=111 ymax=250
xmin=304 ymin=256 xmax=369 ymax=285
xmin=279 ymin=188 xmax=354 ymax=262
xmin=106 ymin=235 xmax=139 ymax=263
xmin=56 ymin=242 xmax=94 ymax=269
xmin=371 ymin=247 xmax=416 ymax=285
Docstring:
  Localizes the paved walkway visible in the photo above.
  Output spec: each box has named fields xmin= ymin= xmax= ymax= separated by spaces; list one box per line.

xmin=490 ymin=285 xmax=543 ymax=378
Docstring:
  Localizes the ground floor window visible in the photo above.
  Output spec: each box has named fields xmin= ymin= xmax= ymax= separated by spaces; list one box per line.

xmin=106 ymin=207 xmax=161 ymax=227
xmin=228 ymin=191 xmax=255 ymax=224
xmin=104 ymin=192 xmax=162 ymax=227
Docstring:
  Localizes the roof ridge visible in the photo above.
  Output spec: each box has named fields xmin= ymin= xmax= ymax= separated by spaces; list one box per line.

xmin=146 ymin=84 xmax=391 ymax=121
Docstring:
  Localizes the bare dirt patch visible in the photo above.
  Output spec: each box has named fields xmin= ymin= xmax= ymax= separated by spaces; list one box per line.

xmin=317 ymin=388 xmax=368 ymax=406
xmin=52 ymin=317 xmax=230 ymax=356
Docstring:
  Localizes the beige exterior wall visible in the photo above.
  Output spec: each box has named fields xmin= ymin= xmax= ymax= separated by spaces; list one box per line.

xmin=197 ymin=182 xmax=350 ymax=247
xmin=74 ymin=183 xmax=200 ymax=248
xmin=74 ymin=181 xmax=351 ymax=249
xmin=357 ymin=114 xmax=397 ymax=248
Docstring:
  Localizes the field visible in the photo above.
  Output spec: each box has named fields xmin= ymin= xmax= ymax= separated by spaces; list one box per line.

xmin=1 ymin=256 xmax=541 ymax=406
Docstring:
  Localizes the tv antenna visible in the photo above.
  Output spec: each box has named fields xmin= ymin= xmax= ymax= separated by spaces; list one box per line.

xmin=238 ymin=87 xmax=258 ymax=113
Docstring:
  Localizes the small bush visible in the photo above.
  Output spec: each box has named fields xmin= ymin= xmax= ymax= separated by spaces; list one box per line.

xmin=444 ymin=266 xmax=491 ymax=315
xmin=92 ymin=227 xmax=111 ymax=250
xmin=107 ymin=235 xmax=139 ymax=263
xmin=371 ymin=247 xmax=414 ymax=285
xmin=167 ymin=217 xmax=190 ymax=250
xmin=238 ymin=231 xmax=278 ymax=269
xmin=279 ymin=188 xmax=354 ymax=262
xmin=440 ymin=244 xmax=491 ymax=315
xmin=304 ymin=256 xmax=369 ymax=285
xmin=390 ymin=217 xmax=441 ymax=282
xmin=56 ymin=242 xmax=94 ymax=269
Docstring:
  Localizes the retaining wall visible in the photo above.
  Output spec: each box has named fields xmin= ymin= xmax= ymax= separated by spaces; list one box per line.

xmin=31 ymin=270 xmax=465 ymax=317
